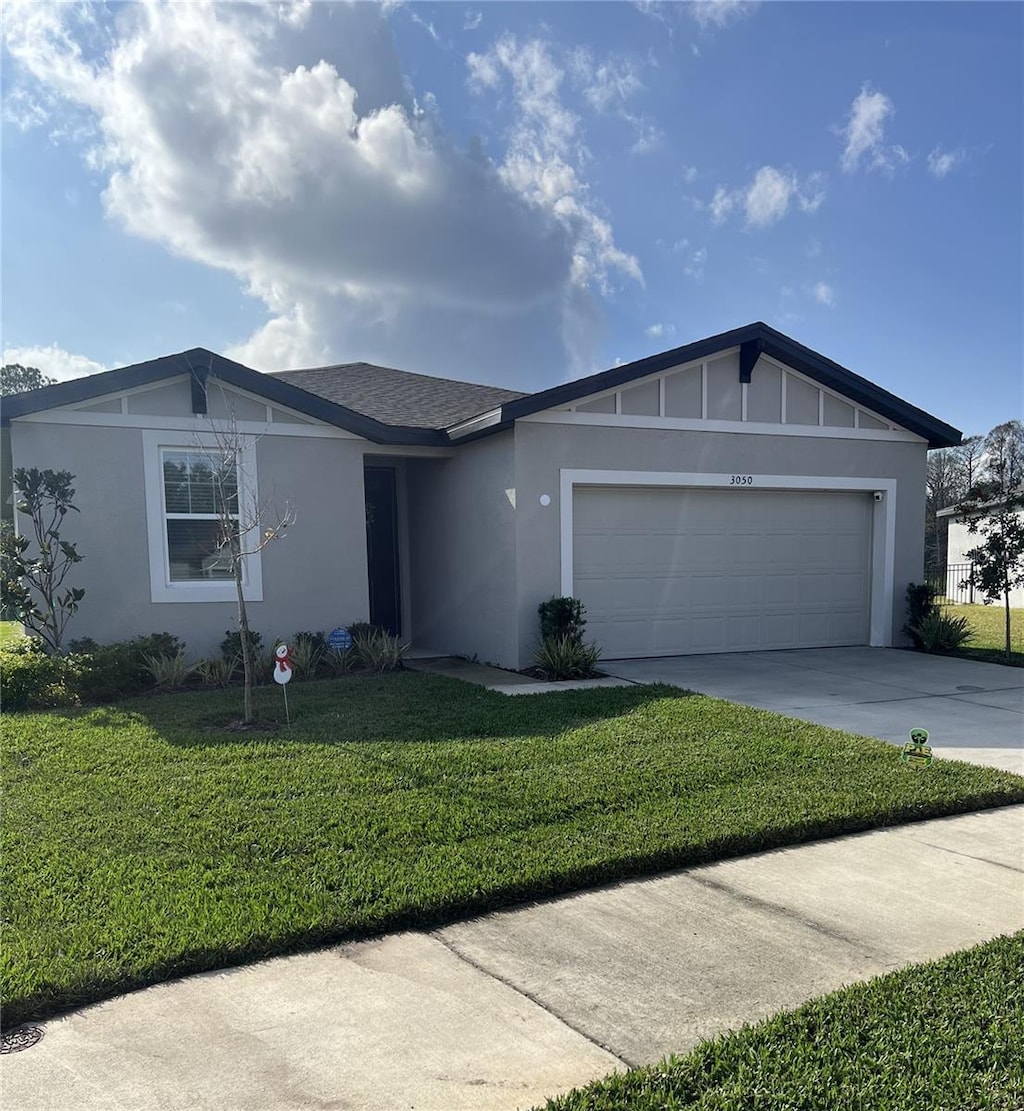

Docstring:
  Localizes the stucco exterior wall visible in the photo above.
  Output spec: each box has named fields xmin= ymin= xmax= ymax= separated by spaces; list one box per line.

xmin=512 ymin=420 xmax=928 ymax=667
xmin=406 ymin=432 xmax=517 ymax=666
xmin=9 ymin=420 xmax=369 ymax=656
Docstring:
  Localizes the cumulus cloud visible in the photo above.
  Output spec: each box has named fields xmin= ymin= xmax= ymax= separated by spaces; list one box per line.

xmin=645 ymin=323 xmax=665 ymax=338
xmin=840 ymin=85 xmax=908 ymax=174
xmin=466 ymin=33 xmax=642 ymax=366
xmin=710 ymin=166 xmax=826 ymax=229
xmin=812 ymin=281 xmax=835 ymax=307
xmin=2 ymin=2 xmax=635 ymax=385
xmin=3 ymin=344 xmax=109 ymax=382
xmin=927 ymin=145 xmax=965 ymax=179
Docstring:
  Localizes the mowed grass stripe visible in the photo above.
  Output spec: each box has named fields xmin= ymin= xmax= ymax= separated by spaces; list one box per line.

xmin=3 ymin=672 xmax=1023 ymax=1027
xmin=540 ymin=931 xmax=1024 ymax=1111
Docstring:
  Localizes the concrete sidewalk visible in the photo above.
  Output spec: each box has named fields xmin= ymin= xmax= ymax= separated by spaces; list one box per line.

xmin=4 ymin=806 xmax=1022 ymax=1111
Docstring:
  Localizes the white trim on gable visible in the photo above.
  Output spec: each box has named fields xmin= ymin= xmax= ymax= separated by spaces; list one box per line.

xmin=521 ymin=410 xmax=926 ymax=443
xmin=557 ymin=468 xmax=897 ymax=648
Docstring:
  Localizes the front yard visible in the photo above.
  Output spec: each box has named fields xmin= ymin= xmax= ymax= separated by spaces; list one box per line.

xmin=540 ymin=931 xmax=1024 ymax=1111
xmin=945 ymin=602 xmax=1024 ymax=665
xmin=3 ymin=672 xmax=1023 ymax=1027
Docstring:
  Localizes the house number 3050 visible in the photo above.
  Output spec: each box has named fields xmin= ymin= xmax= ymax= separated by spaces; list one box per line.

xmin=729 ymin=474 xmax=754 ymax=485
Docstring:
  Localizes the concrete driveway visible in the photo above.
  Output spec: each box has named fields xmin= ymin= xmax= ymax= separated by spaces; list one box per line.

xmin=603 ymin=647 xmax=1024 ymax=773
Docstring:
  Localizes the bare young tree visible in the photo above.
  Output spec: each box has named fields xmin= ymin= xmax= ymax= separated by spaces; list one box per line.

xmin=190 ymin=394 xmax=295 ymax=723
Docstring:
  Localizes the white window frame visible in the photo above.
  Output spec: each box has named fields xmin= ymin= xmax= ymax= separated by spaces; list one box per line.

xmin=142 ymin=429 xmax=264 ymax=603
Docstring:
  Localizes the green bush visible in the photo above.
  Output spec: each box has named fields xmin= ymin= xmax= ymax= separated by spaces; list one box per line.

xmin=0 ymin=637 xmax=81 ymax=710
xmin=345 ymin=621 xmax=382 ymax=643
xmin=532 ymin=634 xmax=602 ymax=680
xmin=322 ymin=646 xmax=359 ymax=676
xmin=76 ymin=642 xmax=145 ymax=702
xmin=911 ymin=610 xmax=974 ymax=653
xmin=904 ymin=581 xmax=939 ymax=648
xmin=538 ymin=596 xmax=588 ymax=643
xmin=142 ymin=651 xmax=198 ymax=687
xmin=220 ymin=630 xmax=264 ymax=674
xmin=353 ymin=628 xmax=407 ymax=671
xmin=197 ymin=656 xmax=234 ymax=688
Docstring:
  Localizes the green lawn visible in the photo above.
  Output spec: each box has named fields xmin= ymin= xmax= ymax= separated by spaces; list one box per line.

xmin=540 ymin=931 xmax=1024 ymax=1111
xmin=944 ymin=603 xmax=1024 ymax=666
xmin=0 ymin=620 xmax=23 ymax=646
xmin=3 ymin=672 xmax=1023 ymax=1028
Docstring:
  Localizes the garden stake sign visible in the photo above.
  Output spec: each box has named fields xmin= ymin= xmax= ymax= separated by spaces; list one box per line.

xmin=274 ymin=642 xmax=294 ymax=723
xmin=901 ymin=727 xmax=933 ymax=769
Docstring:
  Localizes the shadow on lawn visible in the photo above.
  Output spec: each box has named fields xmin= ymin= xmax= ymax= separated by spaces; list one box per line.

xmin=76 ymin=671 xmax=693 ymax=747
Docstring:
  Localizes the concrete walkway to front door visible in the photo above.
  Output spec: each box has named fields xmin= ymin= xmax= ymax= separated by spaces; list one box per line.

xmin=603 ymin=647 xmax=1024 ymax=774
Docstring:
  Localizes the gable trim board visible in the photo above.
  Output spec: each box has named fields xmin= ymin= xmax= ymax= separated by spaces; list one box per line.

xmin=558 ymin=470 xmax=897 ymax=654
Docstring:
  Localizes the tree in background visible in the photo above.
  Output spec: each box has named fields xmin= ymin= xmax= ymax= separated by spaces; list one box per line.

xmin=925 ymin=435 xmax=983 ymax=574
xmin=5 ymin=468 xmax=85 ymax=652
xmin=957 ymin=420 xmax=1024 ymax=660
xmin=2 ymin=364 xmax=57 ymax=524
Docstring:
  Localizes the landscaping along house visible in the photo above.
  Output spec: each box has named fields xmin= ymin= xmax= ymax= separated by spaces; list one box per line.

xmin=2 ymin=321 xmax=961 ymax=664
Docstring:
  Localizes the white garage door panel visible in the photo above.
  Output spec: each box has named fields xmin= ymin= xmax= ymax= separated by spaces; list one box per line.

xmin=573 ymin=487 xmax=872 ymax=657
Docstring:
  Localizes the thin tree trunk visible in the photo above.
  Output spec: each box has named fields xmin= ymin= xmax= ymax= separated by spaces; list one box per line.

xmin=1006 ymin=587 xmax=1013 ymax=661
xmin=233 ymin=538 xmax=253 ymax=723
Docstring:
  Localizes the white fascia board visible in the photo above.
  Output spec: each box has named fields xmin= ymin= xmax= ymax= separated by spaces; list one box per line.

xmin=521 ymin=410 xmax=926 ymax=443
xmin=558 ymin=469 xmax=898 ymax=648
xmin=447 ymin=408 xmax=504 ymax=439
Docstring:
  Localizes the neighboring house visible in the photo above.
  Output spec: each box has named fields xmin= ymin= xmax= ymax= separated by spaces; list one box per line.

xmin=1 ymin=322 xmax=960 ymax=667
xmin=937 ymin=497 xmax=1024 ymax=607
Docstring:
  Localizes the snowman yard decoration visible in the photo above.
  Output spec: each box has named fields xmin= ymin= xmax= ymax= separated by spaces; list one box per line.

xmin=274 ymin=642 xmax=294 ymax=723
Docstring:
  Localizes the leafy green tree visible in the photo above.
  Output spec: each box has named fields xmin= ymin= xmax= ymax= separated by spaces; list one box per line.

xmin=2 ymin=364 xmax=57 ymax=523
xmin=957 ymin=420 xmax=1024 ymax=660
xmin=5 ymin=468 xmax=85 ymax=653
xmin=1 ymin=364 xmax=56 ymax=396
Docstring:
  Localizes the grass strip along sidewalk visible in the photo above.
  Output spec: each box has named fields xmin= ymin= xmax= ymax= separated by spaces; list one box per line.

xmin=540 ymin=931 xmax=1024 ymax=1111
xmin=3 ymin=672 xmax=1023 ymax=1027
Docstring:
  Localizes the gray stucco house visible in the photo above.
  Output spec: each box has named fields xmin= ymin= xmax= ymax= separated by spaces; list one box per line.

xmin=3 ymin=322 xmax=960 ymax=667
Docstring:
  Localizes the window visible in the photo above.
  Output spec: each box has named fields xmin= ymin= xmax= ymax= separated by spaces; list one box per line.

xmin=142 ymin=431 xmax=263 ymax=603
xmin=162 ymin=450 xmax=238 ymax=582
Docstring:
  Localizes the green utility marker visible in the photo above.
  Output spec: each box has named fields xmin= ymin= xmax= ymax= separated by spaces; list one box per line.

xmin=901 ymin=727 xmax=933 ymax=769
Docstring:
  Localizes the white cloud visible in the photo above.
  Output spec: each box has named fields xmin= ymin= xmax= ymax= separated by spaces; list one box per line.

xmin=688 ymin=1 xmax=760 ymax=30
xmin=467 ymin=34 xmax=642 ymax=358
xmin=683 ymin=246 xmax=707 ymax=281
xmin=710 ymin=185 xmax=737 ymax=225
xmin=927 ymin=145 xmax=965 ymax=179
xmin=710 ymin=167 xmax=826 ymax=229
xmin=3 ymin=344 xmax=108 ymax=382
xmin=839 ymin=85 xmax=908 ymax=175
xmin=570 ymin=50 xmax=643 ymax=113
xmin=680 ymin=164 xmax=698 ymax=185
xmin=464 ymin=10 xmax=482 ymax=31
xmin=645 ymin=323 xmax=665 ymax=338
xmin=812 ymin=281 xmax=835 ymax=307
xmin=3 ymin=3 xmax=628 ymax=384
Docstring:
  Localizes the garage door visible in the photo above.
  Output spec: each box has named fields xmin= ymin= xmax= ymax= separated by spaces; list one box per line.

xmin=573 ymin=486 xmax=872 ymax=658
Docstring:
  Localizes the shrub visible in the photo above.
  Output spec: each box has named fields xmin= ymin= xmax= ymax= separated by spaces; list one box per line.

xmin=322 ymin=646 xmax=359 ymax=676
xmin=354 ymin=628 xmax=407 ymax=672
xmin=76 ymin=642 xmax=145 ymax=703
xmin=904 ymin=582 xmax=938 ymax=649
xmin=130 ymin=632 xmax=185 ymax=662
xmin=0 ymin=637 xmax=81 ymax=710
xmin=345 ymin=622 xmax=382 ymax=643
xmin=538 ymin=596 xmax=587 ymax=643
xmin=288 ymin=632 xmax=327 ymax=680
xmin=220 ymin=630 xmax=264 ymax=673
xmin=198 ymin=656 xmax=235 ymax=688
xmin=532 ymin=633 xmax=602 ymax=681
xmin=142 ymin=651 xmax=198 ymax=687
xmin=911 ymin=610 xmax=974 ymax=654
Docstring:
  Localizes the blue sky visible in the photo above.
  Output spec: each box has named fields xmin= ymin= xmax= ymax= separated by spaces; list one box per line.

xmin=2 ymin=1 xmax=1020 ymax=437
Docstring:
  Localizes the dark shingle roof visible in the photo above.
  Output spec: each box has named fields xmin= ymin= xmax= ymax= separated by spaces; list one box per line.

xmin=271 ymin=362 xmax=525 ymax=429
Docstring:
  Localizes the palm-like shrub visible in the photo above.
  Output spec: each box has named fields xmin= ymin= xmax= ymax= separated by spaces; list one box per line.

xmin=532 ymin=634 xmax=602 ymax=680
xmin=910 ymin=610 xmax=974 ymax=653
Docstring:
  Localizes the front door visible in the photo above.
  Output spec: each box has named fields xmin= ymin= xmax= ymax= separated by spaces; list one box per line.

xmin=364 ymin=466 xmax=401 ymax=636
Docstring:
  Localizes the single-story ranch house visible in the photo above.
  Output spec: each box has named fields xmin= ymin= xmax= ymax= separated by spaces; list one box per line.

xmin=3 ymin=322 xmax=960 ymax=667
xmin=937 ymin=497 xmax=1024 ymax=608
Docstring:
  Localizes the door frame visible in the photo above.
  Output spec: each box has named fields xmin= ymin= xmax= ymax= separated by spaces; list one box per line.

xmin=558 ymin=469 xmax=896 ymax=648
